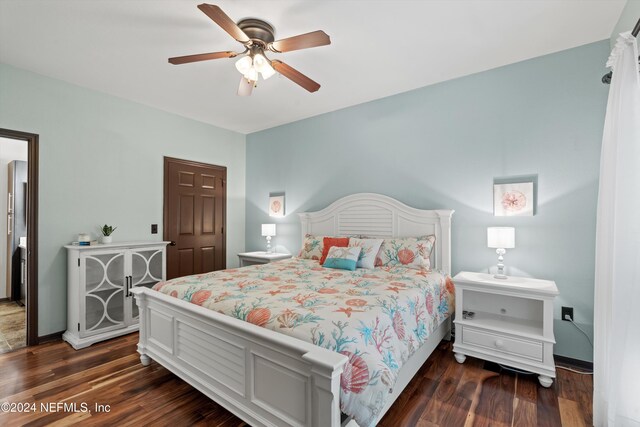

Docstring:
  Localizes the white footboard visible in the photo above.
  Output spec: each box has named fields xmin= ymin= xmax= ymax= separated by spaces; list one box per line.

xmin=132 ymin=288 xmax=348 ymax=427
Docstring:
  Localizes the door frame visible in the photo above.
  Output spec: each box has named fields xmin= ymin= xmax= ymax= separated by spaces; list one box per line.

xmin=163 ymin=157 xmax=227 ymax=276
xmin=0 ymin=128 xmax=39 ymax=346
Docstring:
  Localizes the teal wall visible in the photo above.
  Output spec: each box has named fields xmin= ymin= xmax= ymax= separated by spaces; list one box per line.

xmin=0 ymin=63 xmax=246 ymax=336
xmin=246 ymin=41 xmax=611 ymax=362
xmin=611 ymin=0 xmax=640 ymax=47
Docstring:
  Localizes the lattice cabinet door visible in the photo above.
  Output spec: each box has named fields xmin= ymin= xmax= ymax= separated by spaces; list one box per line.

xmin=80 ymin=250 xmax=127 ymax=337
xmin=128 ymin=246 xmax=166 ymax=323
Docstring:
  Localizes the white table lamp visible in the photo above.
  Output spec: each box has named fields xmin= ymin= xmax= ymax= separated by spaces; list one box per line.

xmin=261 ymin=224 xmax=276 ymax=253
xmin=487 ymin=227 xmax=515 ymax=279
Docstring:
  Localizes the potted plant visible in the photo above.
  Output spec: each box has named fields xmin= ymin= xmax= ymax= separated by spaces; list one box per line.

xmin=100 ymin=224 xmax=117 ymax=243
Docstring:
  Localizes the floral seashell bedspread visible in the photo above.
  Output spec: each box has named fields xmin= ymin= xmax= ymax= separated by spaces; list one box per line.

xmin=153 ymin=257 xmax=454 ymax=427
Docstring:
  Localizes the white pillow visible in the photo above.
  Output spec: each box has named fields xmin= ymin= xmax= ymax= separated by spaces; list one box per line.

xmin=349 ymin=238 xmax=384 ymax=269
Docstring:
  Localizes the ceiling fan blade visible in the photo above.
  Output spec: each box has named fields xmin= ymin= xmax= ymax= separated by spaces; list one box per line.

xmin=269 ymin=30 xmax=330 ymax=53
xmin=197 ymin=4 xmax=250 ymax=44
xmin=169 ymin=51 xmax=236 ymax=65
xmin=271 ymin=60 xmax=320 ymax=92
xmin=237 ymin=76 xmax=254 ymax=96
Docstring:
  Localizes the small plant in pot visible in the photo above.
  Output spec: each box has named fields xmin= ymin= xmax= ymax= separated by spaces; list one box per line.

xmin=100 ymin=224 xmax=117 ymax=244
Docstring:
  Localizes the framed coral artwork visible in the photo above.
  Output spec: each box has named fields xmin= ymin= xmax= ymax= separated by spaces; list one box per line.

xmin=494 ymin=182 xmax=534 ymax=216
xmin=269 ymin=195 xmax=285 ymax=217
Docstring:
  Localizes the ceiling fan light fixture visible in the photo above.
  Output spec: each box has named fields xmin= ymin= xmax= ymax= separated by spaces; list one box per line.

xmin=260 ymin=62 xmax=276 ymax=80
xmin=244 ymin=67 xmax=259 ymax=82
xmin=236 ymin=49 xmax=276 ymax=81
xmin=252 ymin=53 xmax=268 ymax=71
xmin=235 ymin=55 xmax=253 ymax=74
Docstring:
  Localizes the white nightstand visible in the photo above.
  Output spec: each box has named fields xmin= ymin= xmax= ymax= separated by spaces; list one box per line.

xmin=237 ymin=251 xmax=292 ymax=267
xmin=452 ymin=271 xmax=559 ymax=387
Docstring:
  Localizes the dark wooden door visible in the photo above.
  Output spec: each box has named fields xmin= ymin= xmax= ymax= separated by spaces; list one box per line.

xmin=164 ymin=157 xmax=226 ymax=279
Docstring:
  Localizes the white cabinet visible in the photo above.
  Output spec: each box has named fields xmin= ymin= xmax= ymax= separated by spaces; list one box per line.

xmin=63 ymin=241 xmax=169 ymax=349
xmin=452 ymin=271 xmax=559 ymax=387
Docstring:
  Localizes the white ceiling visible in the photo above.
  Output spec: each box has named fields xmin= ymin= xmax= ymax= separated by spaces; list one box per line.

xmin=0 ymin=0 xmax=626 ymax=134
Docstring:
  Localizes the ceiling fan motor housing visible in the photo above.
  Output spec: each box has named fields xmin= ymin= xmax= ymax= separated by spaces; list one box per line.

xmin=237 ymin=19 xmax=275 ymax=46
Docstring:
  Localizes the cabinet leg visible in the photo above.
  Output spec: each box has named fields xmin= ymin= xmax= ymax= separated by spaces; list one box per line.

xmin=454 ymin=353 xmax=466 ymax=364
xmin=140 ymin=354 xmax=152 ymax=366
xmin=538 ymin=375 xmax=553 ymax=388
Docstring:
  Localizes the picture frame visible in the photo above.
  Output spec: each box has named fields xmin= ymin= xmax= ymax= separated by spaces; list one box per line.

xmin=269 ymin=195 xmax=285 ymax=217
xmin=494 ymin=182 xmax=534 ymax=216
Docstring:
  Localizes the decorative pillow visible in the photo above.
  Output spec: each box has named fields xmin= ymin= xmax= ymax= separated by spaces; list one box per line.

xmin=375 ymin=235 xmax=436 ymax=270
xmin=420 ymin=235 xmax=436 ymax=259
xmin=319 ymin=237 xmax=350 ymax=264
xmin=349 ymin=238 xmax=384 ymax=270
xmin=322 ymin=246 xmax=362 ymax=271
xmin=298 ymin=234 xmax=325 ymax=260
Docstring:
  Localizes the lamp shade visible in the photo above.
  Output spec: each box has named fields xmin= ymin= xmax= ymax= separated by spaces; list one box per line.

xmin=235 ymin=55 xmax=253 ymax=75
xmin=261 ymin=224 xmax=276 ymax=237
xmin=487 ymin=227 xmax=515 ymax=249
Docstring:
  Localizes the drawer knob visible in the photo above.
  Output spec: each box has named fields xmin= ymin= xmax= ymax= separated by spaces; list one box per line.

xmin=495 ymin=339 xmax=505 ymax=349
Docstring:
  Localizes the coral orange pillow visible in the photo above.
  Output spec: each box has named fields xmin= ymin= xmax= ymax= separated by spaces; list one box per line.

xmin=319 ymin=237 xmax=350 ymax=264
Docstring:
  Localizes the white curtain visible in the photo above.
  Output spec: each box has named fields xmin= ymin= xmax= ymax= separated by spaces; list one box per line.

xmin=594 ymin=32 xmax=640 ymax=427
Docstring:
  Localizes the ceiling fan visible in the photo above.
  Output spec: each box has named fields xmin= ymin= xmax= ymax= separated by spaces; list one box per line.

xmin=169 ymin=4 xmax=331 ymax=96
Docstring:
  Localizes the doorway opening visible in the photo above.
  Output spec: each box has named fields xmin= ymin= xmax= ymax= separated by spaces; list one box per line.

xmin=0 ymin=129 xmax=38 ymax=351
xmin=163 ymin=157 xmax=226 ymax=280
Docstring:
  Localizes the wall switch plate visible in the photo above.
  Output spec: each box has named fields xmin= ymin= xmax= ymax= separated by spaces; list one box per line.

xmin=561 ymin=306 xmax=574 ymax=322
xmin=151 ymin=224 xmax=158 ymax=234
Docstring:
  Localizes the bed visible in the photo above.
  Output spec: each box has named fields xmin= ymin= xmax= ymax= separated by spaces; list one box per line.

xmin=132 ymin=193 xmax=454 ymax=427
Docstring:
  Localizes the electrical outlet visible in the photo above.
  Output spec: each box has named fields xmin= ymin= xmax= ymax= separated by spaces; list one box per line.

xmin=562 ymin=306 xmax=574 ymax=322
xmin=151 ymin=224 xmax=158 ymax=234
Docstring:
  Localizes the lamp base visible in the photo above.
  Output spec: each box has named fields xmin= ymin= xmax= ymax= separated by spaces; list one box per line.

xmin=494 ymin=248 xmax=507 ymax=279
xmin=266 ymin=236 xmax=272 ymax=254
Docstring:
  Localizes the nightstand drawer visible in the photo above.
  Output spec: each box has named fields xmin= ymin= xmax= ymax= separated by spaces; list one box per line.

xmin=240 ymin=259 xmax=267 ymax=267
xmin=237 ymin=252 xmax=292 ymax=267
xmin=462 ymin=327 xmax=543 ymax=362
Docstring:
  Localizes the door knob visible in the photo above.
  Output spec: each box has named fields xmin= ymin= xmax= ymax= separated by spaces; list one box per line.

xmin=170 ymin=241 xmax=176 ymax=246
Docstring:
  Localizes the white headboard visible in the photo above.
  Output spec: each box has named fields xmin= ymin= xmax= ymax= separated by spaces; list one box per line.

xmin=298 ymin=193 xmax=454 ymax=274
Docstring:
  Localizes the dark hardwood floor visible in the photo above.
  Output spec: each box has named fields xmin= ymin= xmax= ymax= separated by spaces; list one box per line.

xmin=0 ymin=300 xmax=26 ymax=353
xmin=0 ymin=333 xmax=591 ymax=426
